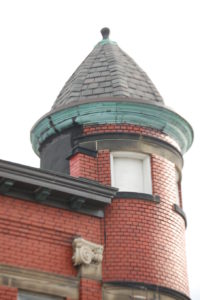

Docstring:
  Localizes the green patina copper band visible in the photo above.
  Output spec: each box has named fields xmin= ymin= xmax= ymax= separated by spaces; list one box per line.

xmin=98 ymin=39 xmax=117 ymax=45
xmin=30 ymin=102 xmax=193 ymax=156
xmin=95 ymin=40 xmax=117 ymax=47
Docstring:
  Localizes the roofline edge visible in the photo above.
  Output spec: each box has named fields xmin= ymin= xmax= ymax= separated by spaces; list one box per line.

xmin=30 ymin=101 xmax=193 ymax=156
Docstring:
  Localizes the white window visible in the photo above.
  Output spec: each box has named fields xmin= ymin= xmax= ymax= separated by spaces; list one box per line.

xmin=110 ymin=152 xmax=152 ymax=194
xmin=18 ymin=291 xmax=63 ymax=300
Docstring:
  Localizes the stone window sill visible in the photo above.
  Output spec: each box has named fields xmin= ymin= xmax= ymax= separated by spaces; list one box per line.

xmin=115 ymin=192 xmax=160 ymax=203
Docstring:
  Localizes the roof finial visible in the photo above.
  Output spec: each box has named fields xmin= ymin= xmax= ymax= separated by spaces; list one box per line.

xmin=101 ymin=27 xmax=110 ymax=40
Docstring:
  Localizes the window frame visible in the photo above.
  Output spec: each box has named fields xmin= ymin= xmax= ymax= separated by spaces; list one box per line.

xmin=110 ymin=151 xmax=152 ymax=194
xmin=18 ymin=291 xmax=64 ymax=300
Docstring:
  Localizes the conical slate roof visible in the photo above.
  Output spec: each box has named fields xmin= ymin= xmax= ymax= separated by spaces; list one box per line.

xmin=52 ymin=28 xmax=164 ymax=111
xmin=31 ymin=28 xmax=193 ymax=157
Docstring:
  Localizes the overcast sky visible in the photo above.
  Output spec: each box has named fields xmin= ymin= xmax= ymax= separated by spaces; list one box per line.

xmin=0 ymin=1 xmax=199 ymax=299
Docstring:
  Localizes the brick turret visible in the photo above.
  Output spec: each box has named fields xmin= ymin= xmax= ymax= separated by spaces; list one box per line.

xmin=68 ymin=124 xmax=190 ymax=299
xmin=0 ymin=28 xmax=192 ymax=300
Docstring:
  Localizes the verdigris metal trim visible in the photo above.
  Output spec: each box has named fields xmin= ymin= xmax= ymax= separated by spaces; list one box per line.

xmin=0 ymin=159 xmax=117 ymax=218
xmin=115 ymin=192 xmax=160 ymax=203
xmin=103 ymin=281 xmax=190 ymax=300
xmin=31 ymin=101 xmax=193 ymax=156
xmin=174 ymin=204 xmax=187 ymax=227
xmin=0 ymin=264 xmax=79 ymax=299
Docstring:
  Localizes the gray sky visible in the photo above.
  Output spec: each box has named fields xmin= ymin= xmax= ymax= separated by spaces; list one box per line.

xmin=0 ymin=0 xmax=199 ymax=298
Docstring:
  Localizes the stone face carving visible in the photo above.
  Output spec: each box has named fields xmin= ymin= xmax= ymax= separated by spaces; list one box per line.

xmin=72 ymin=237 xmax=103 ymax=266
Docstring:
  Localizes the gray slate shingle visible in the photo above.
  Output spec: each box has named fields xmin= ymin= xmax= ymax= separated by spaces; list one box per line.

xmin=52 ymin=40 xmax=164 ymax=111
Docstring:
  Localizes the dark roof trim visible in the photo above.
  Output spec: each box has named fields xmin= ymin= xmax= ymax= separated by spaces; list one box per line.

xmin=174 ymin=204 xmax=187 ymax=228
xmin=0 ymin=160 xmax=117 ymax=218
xmin=66 ymin=146 xmax=98 ymax=159
xmin=104 ymin=281 xmax=190 ymax=300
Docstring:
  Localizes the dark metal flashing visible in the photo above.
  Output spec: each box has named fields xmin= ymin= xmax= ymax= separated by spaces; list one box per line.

xmin=174 ymin=204 xmax=187 ymax=227
xmin=67 ymin=146 xmax=98 ymax=159
xmin=40 ymin=124 xmax=83 ymax=174
xmin=115 ymin=192 xmax=160 ymax=203
xmin=0 ymin=159 xmax=117 ymax=218
xmin=39 ymin=123 xmax=83 ymax=153
xmin=104 ymin=281 xmax=190 ymax=300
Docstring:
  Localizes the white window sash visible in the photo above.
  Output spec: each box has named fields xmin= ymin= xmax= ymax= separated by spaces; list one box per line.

xmin=110 ymin=152 xmax=152 ymax=194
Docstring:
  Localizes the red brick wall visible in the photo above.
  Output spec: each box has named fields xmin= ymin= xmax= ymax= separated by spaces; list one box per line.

xmin=70 ymin=153 xmax=98 ymax=181
xmin=0 ymin=195 xmax=102 ymax=276
xmin=69 ymin=150 xmax=111 ymax=186
xmin=0 ymin=286 xmax=17 ymax=300
xmin=79 ymin=278 xmax=101 ymax=300
xmin=97 ymin=150 xmax=111 ymax=186
xmin=103 ymin=153 xmax=188 ymax=296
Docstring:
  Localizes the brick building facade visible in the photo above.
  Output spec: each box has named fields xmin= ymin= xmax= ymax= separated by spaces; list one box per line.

xmin=0 ymin=28 xmax=193 ymax=300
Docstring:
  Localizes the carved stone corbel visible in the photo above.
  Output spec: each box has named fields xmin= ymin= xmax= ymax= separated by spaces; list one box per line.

xmin=72 ymin=237 xmax=103 ymax=279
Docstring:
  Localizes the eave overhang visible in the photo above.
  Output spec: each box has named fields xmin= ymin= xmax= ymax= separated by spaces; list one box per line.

xmin=31 ymin=99 xmax=193 ymax=156
xmin=0 ymin=159 xmax=117 ymax=217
